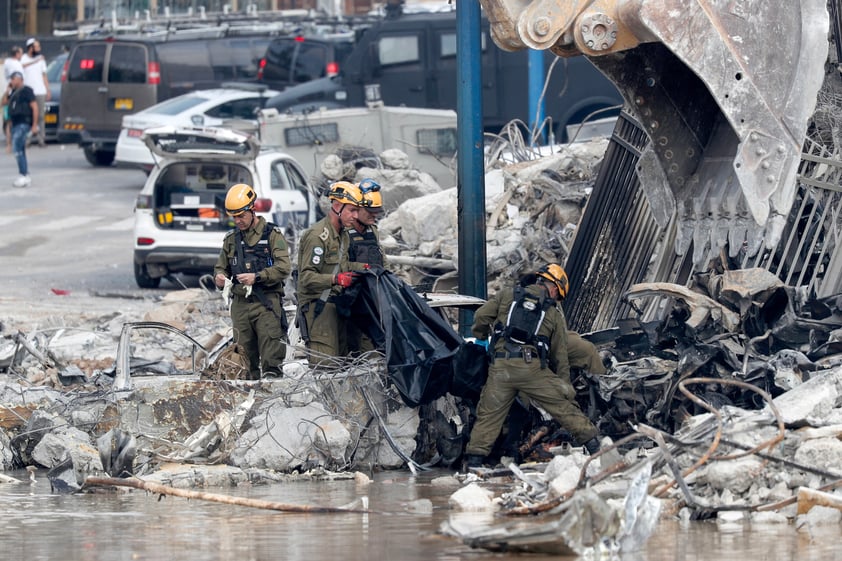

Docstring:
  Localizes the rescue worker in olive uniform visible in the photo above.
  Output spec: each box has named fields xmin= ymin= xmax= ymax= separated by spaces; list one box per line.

xmin=567 ymin=332 xmax=607 ymax=375
xmin=464 ymin=264 xmax=599 ymax=468
xmin=341 ymin=179 xmax=386 ymax=355
xmin=344 ymin=178 xmax=387 ymax=271
xmin=214 ymin=183 xmax=291 ymax=379
xmin=296 ymin=181 xmax=361 ymax=366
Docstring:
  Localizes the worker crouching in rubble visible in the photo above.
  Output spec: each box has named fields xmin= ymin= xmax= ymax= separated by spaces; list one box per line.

xmin=214 ymin=183 xmax=291 ymax=379
xmin=342 ymin=178 xmax=387 ymax=355
xmin=296 ymin=182 xmax=361 ymax=366
xmin=464 ymin=264 xmax=600 ymax=469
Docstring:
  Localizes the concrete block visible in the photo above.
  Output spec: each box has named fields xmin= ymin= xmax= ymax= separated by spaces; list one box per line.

xmin=449 ymin=482 xmax=497 ymax=511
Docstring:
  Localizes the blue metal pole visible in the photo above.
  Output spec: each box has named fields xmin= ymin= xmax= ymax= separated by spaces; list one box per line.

xmin=456 ymin=0 xmax=487 ymax=335
xmin=528 ymin=49 xmax=545 ymax=145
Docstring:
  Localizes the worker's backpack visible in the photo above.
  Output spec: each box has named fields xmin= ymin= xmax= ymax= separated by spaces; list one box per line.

xmin=501 ymin=285 xmax=553 ymax=346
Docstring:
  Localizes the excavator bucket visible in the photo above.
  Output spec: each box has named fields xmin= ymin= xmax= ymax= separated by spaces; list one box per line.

xmin=480 ymin=0 xmax=829 ymax=263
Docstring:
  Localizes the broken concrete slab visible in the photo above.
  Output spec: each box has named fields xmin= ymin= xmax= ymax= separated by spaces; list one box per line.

xmin=448 ymin=482 xmax=498 ymax=511
xmin=230 ymin=401 xmax=349 ymax=471
xmin=374 ymin=406 xmax=420 ymax=469
xmin=703 ymin=457 xmax=766 ymax=494
xmin=796 ymin=504 xmax=842 ymax=529
xmin=31 ymin=424 xmax=101 ymax=471
xmin=793 ymin=437 xmax=842 ymax=474
xmin=768 ymin=367 xmax=842 ymax=426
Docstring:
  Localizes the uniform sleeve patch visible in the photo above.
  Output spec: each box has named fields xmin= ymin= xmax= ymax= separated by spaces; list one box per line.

xmin=312 ymin=255 xmax=322 ymax=265
xmin=314 ymin=247 xmax=324 ymax=255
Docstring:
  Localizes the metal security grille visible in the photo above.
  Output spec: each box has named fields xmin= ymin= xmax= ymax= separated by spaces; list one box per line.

xmin=566 ymin=123 xmax=842 ymax=334
xmin=744 ymin=137 xmax=842 ymax=298
xmin=563 ymin=111 xmax=666 ymax=332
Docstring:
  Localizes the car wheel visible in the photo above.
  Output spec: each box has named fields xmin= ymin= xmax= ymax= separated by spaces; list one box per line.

xmin=134 ymin=262 xmax=161 ymax=289
xmin=83 ymin=146 xmax=116 ymax=167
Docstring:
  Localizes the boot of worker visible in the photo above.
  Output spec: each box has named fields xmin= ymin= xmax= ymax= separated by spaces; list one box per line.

xmin=463 ymin=454 xmax=485 ymax=470
xmin=583 ymin=437 xmax=601 ymax=455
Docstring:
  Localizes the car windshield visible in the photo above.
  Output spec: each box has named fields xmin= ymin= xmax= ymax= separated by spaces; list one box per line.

xmin=145 ymin=94 xmax=210 ymax=116
xmin=46 ymin=55 xmax=66 ymax=83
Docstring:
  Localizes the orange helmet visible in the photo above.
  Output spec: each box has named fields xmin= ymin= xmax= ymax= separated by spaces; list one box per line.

xmin=537 ymin=264 xmax=569 ymax=300
xmin=225 ymin=183 xmax=256 ymax=216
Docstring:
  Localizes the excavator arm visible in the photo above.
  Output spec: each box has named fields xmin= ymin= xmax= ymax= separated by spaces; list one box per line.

xmin=481 ymin=0 xmax=829 ymax=262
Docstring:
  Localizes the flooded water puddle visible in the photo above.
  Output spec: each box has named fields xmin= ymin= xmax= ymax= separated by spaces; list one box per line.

xmin=1 ymin=469 xmax=840 ymax=561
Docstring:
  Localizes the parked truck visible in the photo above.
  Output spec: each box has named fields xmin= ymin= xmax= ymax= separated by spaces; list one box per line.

xmin=264 ymin=10 xmax=625 ymax=139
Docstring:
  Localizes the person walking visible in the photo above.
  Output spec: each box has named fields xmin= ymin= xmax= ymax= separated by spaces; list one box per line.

xmin=3 ymin=46 xmax=23 ymax=152
xmin=214 ymin=183 xmax=291 ymax=379
xmin=21 ymin=38 xmax=49 ymax=147
xmin=2 ymin=71 xmax=37 ymax=187
xmin=296 ymin=181 xmax=360 ymax=366
xmin=463 ymin=264 xmax=600 ymax=468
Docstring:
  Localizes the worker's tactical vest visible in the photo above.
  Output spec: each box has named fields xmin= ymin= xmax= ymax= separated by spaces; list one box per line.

xmin=348 ymin=227 xmax=383 ymax=267
xmin=501 ymin=285 xmax=553 ymax=347
xmin=231 ymin=223 xmax=276 ymax=276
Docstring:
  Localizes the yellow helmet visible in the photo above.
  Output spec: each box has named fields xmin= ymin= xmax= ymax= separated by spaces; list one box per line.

xmin=358 ymin=178 xmax=383 ymax=210
xmin=225 ymin=183 xmax=257 ymax=216
xmin=327 ymin=181 xmax=362 ymax=205
xmin=537 ymin=264 xmax=569 ymax=300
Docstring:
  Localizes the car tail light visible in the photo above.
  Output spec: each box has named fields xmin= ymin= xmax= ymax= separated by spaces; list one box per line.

xmin=294 ymin=35 xmax=305 ymax=43
xmin=148 ymin=61 xmax=160 ymax=85
xmin=257 ymin=58 xmax=266 ymax=80
xmin=136 ymin=237 xmax=155 ymax=246
xmin=127 ymin=128 xmax=144 ymax=138
xmin=253 ymin=198 xmax=272 ymax=212
xmin=135 ymin=194 xmax=152 ymax=209
xmin=326 ymin=61 xmax=339 ymax=76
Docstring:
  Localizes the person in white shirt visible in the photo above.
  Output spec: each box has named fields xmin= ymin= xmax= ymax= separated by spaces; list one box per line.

xmin=3 ymin=46 xmax=24 ymax=152
xmin=21 ymin=38 xmax=49 ymax=147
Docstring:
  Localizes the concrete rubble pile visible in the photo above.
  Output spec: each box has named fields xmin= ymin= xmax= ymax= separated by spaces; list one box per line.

xmin=313 ymin=140 xmax=609 ymax=290
xmin=435 ymin=267 xmax=842 ymax=554
xmin=377 ymin=140 xmax=610 ymax=291
xmin=0 ymin=288 xmax=444 ymax=491
xmin=2 ymin=140 xmax=842 ymax=555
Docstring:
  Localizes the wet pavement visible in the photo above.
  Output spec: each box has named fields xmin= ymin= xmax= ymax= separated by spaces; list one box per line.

xmin=2 ymin=468 xmax=841 ymax=561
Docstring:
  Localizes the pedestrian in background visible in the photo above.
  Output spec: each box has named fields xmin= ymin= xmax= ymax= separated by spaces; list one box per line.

xmin=2 ymin=71 xmax=37 ymax=187
xmin=2 ymin=46 xmax=23 ymax=152
xmin=21 ymin=38 xmax=49 ymax=148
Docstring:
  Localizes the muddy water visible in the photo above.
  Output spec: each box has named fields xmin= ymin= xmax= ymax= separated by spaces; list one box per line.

xmin=2 ymin=469 xmax=841 ymax=561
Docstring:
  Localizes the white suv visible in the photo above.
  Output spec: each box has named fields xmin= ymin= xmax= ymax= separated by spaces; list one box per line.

xmin=132 ymin=126 xmax=317 ymax=288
